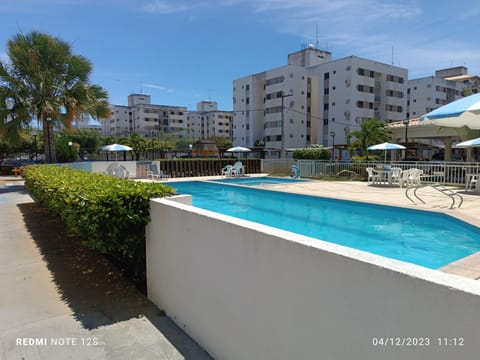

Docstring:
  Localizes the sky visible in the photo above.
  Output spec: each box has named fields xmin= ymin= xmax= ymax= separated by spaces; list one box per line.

xmin=1 ymin=0 xmax=480 ymax=111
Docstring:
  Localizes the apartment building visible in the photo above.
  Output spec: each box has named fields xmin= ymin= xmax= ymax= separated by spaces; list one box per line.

xmin=71 ymin=113 xmax=103 ymax=134
xmin=106 ymin=94 xmax=188 ymax=139
xmin=407 ymin=66 xmax=479 ymax=119
xmin=187 ymin=101 xmax=233 ymax=140
xmin=233 ymin=46 xmax=408 ymax=158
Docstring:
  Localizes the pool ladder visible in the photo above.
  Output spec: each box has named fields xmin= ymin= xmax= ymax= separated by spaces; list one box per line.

xmin=405 ymin=184 xmax=463 ymax=209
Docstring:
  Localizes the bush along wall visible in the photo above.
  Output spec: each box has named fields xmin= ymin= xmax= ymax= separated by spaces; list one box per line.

xmin=293 ymin=148 xmax=330 ymax=160
xmin=22 ymin=165 xmax=176 ymax=290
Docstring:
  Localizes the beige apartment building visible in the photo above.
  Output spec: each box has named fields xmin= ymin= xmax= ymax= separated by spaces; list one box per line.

xmin=105 ymin=94 xmax=188 ymax=139
xmin=233 ymin=46 xmax=408 ymax=159
xmin=105 ymin=95 xmax=232 ymax=142
xmin=407 ymin=66 xmax=479 ymax=120
xmin=187 ymin=101 xmax=233 ymax=140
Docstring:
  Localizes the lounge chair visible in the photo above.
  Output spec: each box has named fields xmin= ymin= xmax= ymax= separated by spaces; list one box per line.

xmin=147 ymin=164 xmax=170 ymax=180
xmin=222 ymin=165 xmax=233 ymax=177
xmin=231 ymin=161 xmax=245 ymax=177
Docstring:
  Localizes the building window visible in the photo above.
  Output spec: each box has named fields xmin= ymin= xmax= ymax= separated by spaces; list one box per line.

xmin=266 ymin=76 xmax=285 ymax=86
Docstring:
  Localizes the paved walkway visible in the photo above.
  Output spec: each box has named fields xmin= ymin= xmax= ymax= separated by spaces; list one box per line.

xmin=0 ymin=177 xmax=213 ymax=360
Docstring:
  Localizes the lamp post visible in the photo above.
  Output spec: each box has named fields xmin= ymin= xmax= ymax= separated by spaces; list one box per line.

xmin=32 ymin=130 xmax=38 ymax=162
xmin=330 ymin=131 xmax=336 ymax=162
xmin=151 ymin=130 xmax=155 ymax=160
xmin=46 ymin=117 xmax=52 ymax=163
xmin=280 ymin=91 xmax=293 ymax=158
xmin=403 ymin=119 xmax=409 ymax=159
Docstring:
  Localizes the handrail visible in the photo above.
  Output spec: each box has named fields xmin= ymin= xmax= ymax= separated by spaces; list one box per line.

xmin=405 ymin=184 xmax=463 ymax=209
xmin=295 ymin=159 xmax=480 ymax=187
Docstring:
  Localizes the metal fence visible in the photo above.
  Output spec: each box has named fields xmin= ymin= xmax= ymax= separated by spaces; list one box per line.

xmin=156 ymin=158 xmax=262 ymax=178
xmin=296 ymin=160 xmax=480 ymax=187
xmin=261 ymin=158 xmax=296 ymax=174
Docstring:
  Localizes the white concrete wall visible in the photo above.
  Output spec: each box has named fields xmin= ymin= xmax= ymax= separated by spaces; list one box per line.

xmin=146 ymin=197 xmax=480 ymax=360
xmin=90 ymin=161 xmax=137 ymax=177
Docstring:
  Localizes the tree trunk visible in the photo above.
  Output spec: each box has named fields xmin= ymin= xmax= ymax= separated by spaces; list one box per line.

xmin=43 ymin=118 xmax=57 ymax=163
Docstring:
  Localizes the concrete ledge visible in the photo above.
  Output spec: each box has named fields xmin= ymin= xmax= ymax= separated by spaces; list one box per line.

xmin=147 ymin=197 xmax=480 ymax=360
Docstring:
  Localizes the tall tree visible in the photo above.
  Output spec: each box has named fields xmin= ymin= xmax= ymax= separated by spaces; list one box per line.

xmin=347 ymin=119 xmax=389 ymax=159
xmin=0 ymin=31 xmax=110 ymax=163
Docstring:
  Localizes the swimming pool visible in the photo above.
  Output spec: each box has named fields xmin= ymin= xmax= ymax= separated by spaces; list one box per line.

xmin=213 ymin=176 xmax=306 ymax=186
xmin=170 ymin=181 xmax=480 ymax=269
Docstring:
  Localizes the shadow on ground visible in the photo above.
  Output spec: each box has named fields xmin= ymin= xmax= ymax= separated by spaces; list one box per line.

xmin=0 ymin=184 xmax=28 ymax=195
xmin=17 ymin=201 xmax=212 ymax=359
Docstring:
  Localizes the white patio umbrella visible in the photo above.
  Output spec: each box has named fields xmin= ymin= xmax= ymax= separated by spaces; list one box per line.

xmin=99 ymin=143 xmax=133 ymax=152
xmin=454 ymin=137 xmax=480 ymax=148
xmin=367 ymin=142 xmax=406 ymax=162
xmin=226 ymin=146 xmax=251 ymax=157
xmin=420 ymin=93 xmax=480 ymax=129
xmin=99 ymin=143 xmax=133 ymax=160
xmin=226 ymin=146 xmax=251 ymax=153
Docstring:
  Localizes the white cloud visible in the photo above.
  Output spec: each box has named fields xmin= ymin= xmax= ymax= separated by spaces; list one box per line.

xmin=139 ymin=0 xmax=480 ymax=76
xmin=141 ymin=0 xmax=218 ymax=14
xmin=142 ymin=1 xmax=190 ymax=14
xmin=142 ymin=82 xmax=175 ymax=93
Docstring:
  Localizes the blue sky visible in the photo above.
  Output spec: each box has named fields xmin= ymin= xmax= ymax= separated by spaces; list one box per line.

xmin=1 ymin=0 xmax=479 ymax=111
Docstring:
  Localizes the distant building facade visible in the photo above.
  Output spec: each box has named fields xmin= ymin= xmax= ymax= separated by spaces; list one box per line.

xmin=407 ymin=66 xmax=480 ymax=119
xmin=71 ymin=113 xmax=103 ymax=134
xmin=187 ymin=101 xmax=233 ymax=140
xmin=233 ymin=46 xmax=408 ymax=158
xmin=106 ymin=94 xmax=188 ymax=139
xmin=105 ymin=95 xmax=232 ymax=141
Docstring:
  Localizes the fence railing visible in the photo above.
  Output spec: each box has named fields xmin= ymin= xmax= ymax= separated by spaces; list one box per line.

xmin=261 ymin=158 xmax=296 ymax=174
xmin=153 ymin=159 xmax=262 ymax=178
xmin=296 ymin=160 xmax=480 ymax=187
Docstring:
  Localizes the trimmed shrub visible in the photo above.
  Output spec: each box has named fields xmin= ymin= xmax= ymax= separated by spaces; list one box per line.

xmin=293 ymin=148 xmax=330 ymax=160
xmin=22 ymin=165 xmax=175 ymax=286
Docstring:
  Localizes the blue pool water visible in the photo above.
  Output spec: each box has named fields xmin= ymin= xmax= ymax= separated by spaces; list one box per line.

xmin=213 ymin=176 xmax=306 ymax=186
xmin=170 ymin=181 xmax=480 ymax=269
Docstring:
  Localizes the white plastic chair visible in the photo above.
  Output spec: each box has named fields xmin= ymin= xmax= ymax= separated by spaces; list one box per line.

xmin=366 ymin=167 xmax=380 ymax=184
xmin=410 ymin=169 xmax=423 ymax=186
xmin=147 ymin=164 xmax=169 ymax=180
xmin=232 ymin=161 xmax=245 ymax=177
xmin=466 ymin=174 xmax=478 ymax=191
xmin=400 ymin=168 xmax=422 ymax=187
xmin=390 ymin=167 xmax=402 ymax=185
xmin=221 ymin=165 xmax=233 ymax=177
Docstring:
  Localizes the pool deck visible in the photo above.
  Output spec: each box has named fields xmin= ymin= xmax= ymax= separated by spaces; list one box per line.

xmin=156 ymin=175 xmax=480 ymax=280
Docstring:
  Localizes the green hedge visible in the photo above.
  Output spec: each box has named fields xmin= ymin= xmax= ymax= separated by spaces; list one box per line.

xmin=293 ymin=148 xmax=330 ymax=160
xmin=22 ymin=165 xmax=175 ymax=286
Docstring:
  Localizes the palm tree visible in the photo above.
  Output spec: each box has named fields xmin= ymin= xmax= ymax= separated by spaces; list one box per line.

xmin=347 ymin=119 xmax=389 ymax=159
xmin=0 ymin=31 xmax=110 ymax=163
